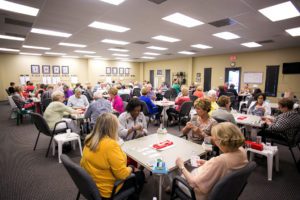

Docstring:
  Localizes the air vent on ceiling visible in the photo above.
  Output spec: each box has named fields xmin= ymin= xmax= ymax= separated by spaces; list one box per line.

xmin=257 ymin=40 xmax=274 ymax=44
xmin=147 ymin=0 xmax=167 ymax=4
xmin=208 ymin=18 xmax=236 ymax=27
xmin=5 ymin=17 xmax=33 ymax=28
xmin=164 ymin=53 xmax=173 ymax=56
xmin=5 ymin=32 xmax=26 ymax=38
xmin=133 ymin=41 xmax=149 ymax=44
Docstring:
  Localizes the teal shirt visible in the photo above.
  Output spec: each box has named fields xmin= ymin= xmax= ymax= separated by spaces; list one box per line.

xmin=172 ymin=83 xmax=181 ymax=94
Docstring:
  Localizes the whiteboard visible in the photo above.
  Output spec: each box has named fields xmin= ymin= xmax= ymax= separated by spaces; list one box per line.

xmin=243 ymin=72 xmax=263 ymax=84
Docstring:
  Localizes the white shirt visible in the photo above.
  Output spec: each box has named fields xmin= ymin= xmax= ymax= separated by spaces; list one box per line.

xmin=67 ymin=94 xmax=89 ymax=108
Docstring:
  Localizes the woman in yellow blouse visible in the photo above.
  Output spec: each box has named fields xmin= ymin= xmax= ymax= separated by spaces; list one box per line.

xmin=80 ymin=113 xmax=144 ymax=199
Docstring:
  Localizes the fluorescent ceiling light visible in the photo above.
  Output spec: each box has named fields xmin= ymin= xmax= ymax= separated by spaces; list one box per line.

xmin=191 ymin=44 xmax=212 ymax=49
xmin=62 ymin=56 xmax=79 ymax=58
xmin=0 ymin=34 xmax=24 ymax=41
xmin=285 ymin=27 xmax=300 ymax=37
xmin=0 ymin=0 xmax=39 ymax=16
xmin=108 ymin=48 xmax=129 ymax=52
xmin=152 ymin=35 xmax=180 ymax=43
xmin=178 ymin=51 xmax=195 ymax=55
xmin=59 ymin=42 xmax=86 ymax=48
xmin=22 ymin=45 xmax=51 ymax=50
xmin=74 ymin=50 xmax=96 ymax=54
xmin=89 ymin=21 xmax=130 ymax=32
xmin=162 ymin=12 xmax=204 ymax=28
xmin=101 ymin=39 xmax=129 ymax=45
xmin=84 ymin=55 xmax=102 ymax=58
xmin=144 ymin=52 xmax=160 ymax=56
xmin=259 ymin=1 xmax=300 ymax=22
xmin=0 ymin=47 xmax=19 ymax=52
xmin=141 ymin=56 xmax=155 ymax=59
xmin=20 ymin=52 xmax=41 ymax=56
xmin=112 ymin=53 xmax=129 ymax=57
xmin=213 ymin=32 xmax=240 ymax=40
xmin=147 ymin=46 xmax=168 ymax=51
xmin=45 ymin=52 xmax=66 ymax=55
xmin=31 ymin=28 xmax=71 ymax=38
xmin=100 ymin=0 xmax=125 ymax=5
xmin=241 ymin=42 xmax=262 ymax=48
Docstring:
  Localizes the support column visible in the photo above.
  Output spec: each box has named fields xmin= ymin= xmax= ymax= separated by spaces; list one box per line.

xmin=187 ymin=57 xmax=194 ymax=85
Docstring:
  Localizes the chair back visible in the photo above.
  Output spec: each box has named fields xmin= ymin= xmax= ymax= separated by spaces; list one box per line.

xmin=164 ymin=90 xmax=172 ymax=100
xmin=123 ymin=101 xmax=128 ymax=111
xmin=170 ymin=88 xmax=177 ymax=99
xmin=8 ymin=96 xmax=18 ymax=110
xmin=30 ymin=112 xmax=52 ymax=137
xmin=42 ymin=98 xmax=52 ymax=112
xmin=212 ymin=117 xmax=228 ymax=123
xmin=208 ymin=161 xmax=256 ymax=200
xmin=120 ymin=94 xmax=130 ymax=102
xmin=190 ymin=95 xmax=198 ymax=103
xmin=132 ymin=88 xmax=141 ymax=97
xmin=60 ymin=154 xmax=102 ymax=200
xmin=140 ymin=101 xmax=150 ymax=116
xmin=5 ymin=88 xmax=10 ymax=95
xmin=179 ymin=101 xmax=193 ymax=117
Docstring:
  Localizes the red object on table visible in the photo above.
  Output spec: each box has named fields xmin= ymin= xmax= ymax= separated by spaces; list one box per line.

xmin=237 ymin=116 xmax=247 ymax=120
xmin=245 ymin=140 xmax=263 ymax=151
xmin=152 ymin=140 xmax=173 ymax=150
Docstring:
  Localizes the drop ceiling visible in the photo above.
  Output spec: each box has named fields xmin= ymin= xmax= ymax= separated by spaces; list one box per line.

xmin=0 ymin=0 xmax=299 ymax=62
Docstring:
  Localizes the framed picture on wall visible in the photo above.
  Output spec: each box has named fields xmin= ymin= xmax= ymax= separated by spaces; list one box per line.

xmin=42 ymin=65 xmax=50 ymax=74
xmin=52 ymin=65 xmax=60 ymax=74
xmin=106 ymin=67 xmax=111 ymax=74
xmin=157 ymin=69 xmax=163 ymax=76
xmin=62 ymin=66 xmax=69 ymax=74
xmin=119 ymin=67 xmax=124 ymax=75
xmin=125 ymin=68 xmax=130 ymax=75
xmin=112 ymin=67 xmax=118 ymax=75
xmin=31 ymin=65 xmax=40 ymax=74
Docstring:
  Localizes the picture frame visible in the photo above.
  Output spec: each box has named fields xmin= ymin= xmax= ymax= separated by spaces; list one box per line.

xmin=42 ymin=65 xmax=50 ymax=74
xmin=125 ymin=68 xmax=130 ymax=75
xmin=52 ymin=65 xmax=60 ymax=74
xmin=119 ymin=67 xmax=124 ymax=75
xmin=106 ymin=67 xmax=111 ymax=74
xmin=112 ymin=67 xmax=118 ymax=75
xmin=157 ymin=69 xmax=163 ymax=76
xmin=62 ymin=66 xmax=69 ymax=74
xmin=31 ymin=65 xmax=40 ymax=74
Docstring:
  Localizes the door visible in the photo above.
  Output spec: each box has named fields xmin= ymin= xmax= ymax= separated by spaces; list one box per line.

xmin=203 ymin=68 xmax=212 ymax=92
xmin=225 ymin=67 xmax=241 ymax=92
xmin=149 ymin=70 xmax=154 ymax=87
xmin=165 ymin=69 xmax=171 ymax=87
xmin=265 ymin=65 xmax=279 ymax=97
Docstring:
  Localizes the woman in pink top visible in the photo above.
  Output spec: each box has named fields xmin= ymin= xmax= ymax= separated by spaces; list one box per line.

xmin=193 ymin=86 xmax=204 ymax=99
xmin=109 ymin=87 xmax=124 ymax=114
xmin=166 ymin=87 xmax=190 ymax=125
xmin=176 ymin=122 xmax=248 ymax=200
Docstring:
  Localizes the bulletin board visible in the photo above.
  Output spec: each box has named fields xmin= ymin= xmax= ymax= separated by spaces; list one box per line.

xmin=243 ymin=72 xmax=263 ymax=84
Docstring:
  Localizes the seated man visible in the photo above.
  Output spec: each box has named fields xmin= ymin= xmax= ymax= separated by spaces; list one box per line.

xmin=85 ymin=91 xmax=112 ymax=128
xmin=67 ymin=88 xmax=89 ymax=108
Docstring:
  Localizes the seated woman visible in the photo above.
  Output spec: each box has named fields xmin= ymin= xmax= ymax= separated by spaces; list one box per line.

xmin=166 ymin=87 xmax=190 ymax=125
xmin=193 ymin=86 xmax=204 ymax=99
xmin=261 ymin=98 xmax=300 ymax=141
xmin=12 ymin=86 xmax=35 ymax=110
xmin=247 ymin=93 xmax=271 ymax=116
xmin=108 ymin=87 xmax=124 ymax=114
xmin=118 ymin=99 xmax=147 ymax=141
xmin=44 ymin=91 xmax=80 ymax=132
xmin=206 ymin=90 xmax=219 ymax=115
xmin=80 ymin=113 xmax=144 ymax=199
xmin=182 ymin=98 xmax=217 ymax=143
xmin=67 ymin=88 xmax=89 ymax=109
xmin=211 ymin=95 xmax=236 ymax=124
xmin=175 ymin=122 xmax=248 ymax=200
xmin=139 ymin=87 xmax=162 ymax=125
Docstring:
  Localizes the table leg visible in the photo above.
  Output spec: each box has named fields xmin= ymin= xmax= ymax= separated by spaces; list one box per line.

xmin=162 ymin=107 xmax=166 ymax=128
xmin=275 ymin=152 xmax=279 ymax=172
xmin=267 ymin=154 xmax=273 ymax=181
xmin=158 ymin=175 xmax=163 ymax=200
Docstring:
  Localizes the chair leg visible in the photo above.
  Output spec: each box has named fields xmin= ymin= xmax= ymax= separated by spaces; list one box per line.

xmin=46 ymin=136 xmax=54 ymax=157
xmin=33 ymin=132 xmax=41 ymax=151
xmin=76 ymin=191 xmax=80 ymax=200
xmin=178 ymin=117 xmax=181 ymax=131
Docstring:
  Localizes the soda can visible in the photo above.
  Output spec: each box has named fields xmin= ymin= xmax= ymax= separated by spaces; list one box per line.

xmin=256 ymin=136 xmax=262 ymax=144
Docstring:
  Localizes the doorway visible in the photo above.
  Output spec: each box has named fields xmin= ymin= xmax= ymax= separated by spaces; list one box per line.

xmin=203 ymin=68 xmax=212 ymax=92
xmin=225 ymin=67 xmax=241 ymax=92
xmin=149 ymin=70 xmax=154 ymax=87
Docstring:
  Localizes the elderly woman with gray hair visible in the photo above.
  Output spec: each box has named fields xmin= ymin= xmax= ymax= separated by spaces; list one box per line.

xmin=84 ymin=91 xmax=112 ymax=128
xmin=67 ymin=88 xmax=89 ymax=108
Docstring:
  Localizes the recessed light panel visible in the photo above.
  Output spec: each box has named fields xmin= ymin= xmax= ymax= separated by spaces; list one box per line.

xmin=100 ymin=0 xmax=125 ymax=5
xmin=84 ymin=55 xmax=102 ymax=58
xmin=191 ymin=44 xmax=212 ymax=49
xmin=152 ymin=35 xmax=180 ymax=42
xmin=259 ymin=1 xmax=300 ymax=22
xmin=74 ymin=50 xmax=96 ymax=54
xmin=23 ymin=45 xmax=51 ymax=50
xmin=0 ymin=0 xmax=39 ymax=16
xmin=31 ymin=28 xmax=71 ymax=38
xmin=112 ymin=53 xmax=129 ymax=57
xmin=45 ymin=52 xmax=66 ymax=55
xmin=89 ymin=21 xmax=130 ymax=32
xmin=285 ymin=27 xmax=300 ymax=37
xmin=141 ymin=56 xmax=155 ymax=59
xmin=62 ymin=56 xmax=79 ymax=58
xmin=20 ymin=52 xmax=41 ymax=56
xmin=213 ymin=32 xmax=240 ymax=40
xmin=101 ymin=39 xmax=129 ymax=45
xmin=0 ymin=47 xmax=19 ymax=52
xmin=178 ymin=51 xmax=195 ymax=55
xmin=144 ymin=52 xmax=161 ymax=56
xmin=108 ymin=48 xmax=129 ymax=52
xmin=147 ymin=46 xmax=168 ymax=50
xmin=162 ymin=12 xmax=204 ymax=28
xmin=59 ymin=43 xmax=86 ymax=48
xmin=0 ymin=34 xmax=24 ymax=41
xmin=241 ymin=42 xmax=262 ymax=48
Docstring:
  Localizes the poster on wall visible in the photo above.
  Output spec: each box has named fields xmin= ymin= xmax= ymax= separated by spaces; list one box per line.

xmin=112 ymin=67 xmax=118 ymax=75
xmin=42 ymin=65 xmax=50 ymax=74
xmin=106 ymin=67 xmax=111 ymax=74
xmin=31 ymin=65 xmax=40 ymax=74
xmin=157 ymin=69 xmax=163 ymax=76
xmin=119 ymin=67 xmax=124 ymax=75
xmin=196 ymin=73 xmax=201 ymax=82
xmin=62 ymin=66 xmax=69 ymax=74
xmin=52 ymin=65 xmax=60 ymax=74
xmin=125 ymin=68 xmax=130 ymax=75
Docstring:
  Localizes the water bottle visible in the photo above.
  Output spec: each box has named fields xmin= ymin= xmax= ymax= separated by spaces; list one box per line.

xmin=153 ymin=197 xmax=157 ymax=200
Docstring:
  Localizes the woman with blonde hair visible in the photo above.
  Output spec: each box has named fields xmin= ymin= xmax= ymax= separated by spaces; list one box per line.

xmin=81 ymin=113 xmax=144 ymax=199
xmin=193 ymin=85 xmax=204 ymax=99
xmin=175 ymin=122 xmax=248 ymax=200
xmin=108 ymin=87 xmax=124 ymax=114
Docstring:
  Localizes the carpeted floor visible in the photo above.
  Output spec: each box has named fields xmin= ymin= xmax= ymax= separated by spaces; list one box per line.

xmin=0 ymin=101 xmax=299 ymax=200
